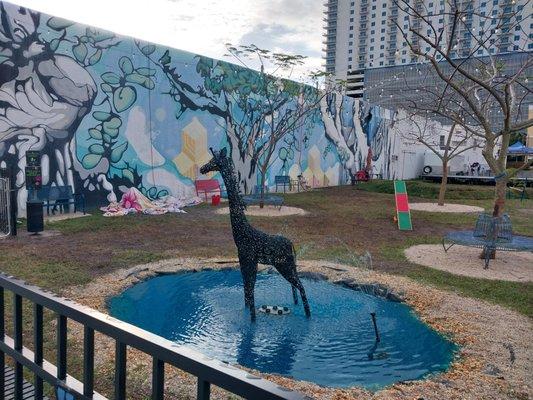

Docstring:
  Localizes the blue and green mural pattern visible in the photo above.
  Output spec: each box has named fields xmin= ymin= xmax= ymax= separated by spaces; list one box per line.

xmin=0 ymin=1 xmax=397 ymax=210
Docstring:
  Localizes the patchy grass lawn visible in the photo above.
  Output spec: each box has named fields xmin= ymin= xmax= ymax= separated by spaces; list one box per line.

xmin=0 ymin=183 xmax=531 ymax=317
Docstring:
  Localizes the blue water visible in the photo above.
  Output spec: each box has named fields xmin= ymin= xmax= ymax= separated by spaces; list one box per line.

xmin=108 ymin=270 xmax=456 ymax=389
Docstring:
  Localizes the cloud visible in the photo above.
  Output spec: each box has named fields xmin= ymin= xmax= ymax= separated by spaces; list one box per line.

xmin=14 ymin=0 xmax=324 ymax=80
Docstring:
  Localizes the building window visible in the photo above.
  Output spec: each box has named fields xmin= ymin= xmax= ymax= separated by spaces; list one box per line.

xmin=349 ymin=33 xmax=354 ymax=38
xmin=380 ymin=45 xmax=384 ymax=49
xmin=371 ymin=30 xmax=375 ymax=34
xmin=379 ymin=61 xmax=384 ymax=65
xmin=371 ymin=22 xmax=375 ymax=26
xmin=350 ymin=10 xmax=354 ymax=14
xmin=350 ymin=26 xmax=354 ymax=30
xmin=372 ymin=5 xmax=376 ymax=9
xmin=381 ymin=20 xmax=385 ymax=24
xmin=348 ymin=57 xmax=352 ymax=61
xmin=371 ymin=38 xmax=375 ymax=42
xmin=350 ymin=18 xmax=354 ymax=22
xmin=349 ymin=49 xmax=353 ymax=53
xmin=381 ymin=28 xmax=385 ymax=33
xmin=370 ymin=46 xmax=374 ymax=50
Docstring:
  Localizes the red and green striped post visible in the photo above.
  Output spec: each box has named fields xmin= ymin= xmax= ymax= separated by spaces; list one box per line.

xmin=394 ymin=181 xmax=412 ymax=231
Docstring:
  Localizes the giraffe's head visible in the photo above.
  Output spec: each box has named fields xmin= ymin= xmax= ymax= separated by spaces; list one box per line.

xmin=200 ymin=147 xmax=229 ymax=175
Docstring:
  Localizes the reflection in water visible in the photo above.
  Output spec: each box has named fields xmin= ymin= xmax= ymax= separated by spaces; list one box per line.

xmin=236 ymin=321 xmax=306 ymax=375
xmin=109 ymin=270 xmax=456 ymax=389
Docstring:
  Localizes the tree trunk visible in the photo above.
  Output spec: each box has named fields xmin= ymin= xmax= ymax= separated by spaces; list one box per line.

xmin=437 ymin=159 xmax=448 ymax=206
xmin=492 ymin=178 xmax=507 ymax=217
xmin=259 ymin=168 xmax=267 ymax=209
xmin=481 ymin=177 xmax=508 ymax=261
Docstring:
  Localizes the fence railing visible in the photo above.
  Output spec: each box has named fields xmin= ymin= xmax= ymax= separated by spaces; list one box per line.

xmin=0 ymin=273 xmax=306 ymax=400
xmin=0 ymin=178 xmax=11 ymax=238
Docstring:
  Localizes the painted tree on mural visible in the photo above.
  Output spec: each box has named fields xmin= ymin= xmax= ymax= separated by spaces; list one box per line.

xmin=321 ymin=94 xmax=392 ymax=183
xmin=141 ymin=42 xmax=327 ymax=195
xmin=0 ymin=4 xmax=96 ymax=207
xmin=0 ymin=2 xmax=128 ymax=207
xmin=223 ymin=44 xmax=327 ymax=204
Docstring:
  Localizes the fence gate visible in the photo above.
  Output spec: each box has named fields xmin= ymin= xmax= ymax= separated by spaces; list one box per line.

xmin=0 ymin=177 xmax=11 ymax=237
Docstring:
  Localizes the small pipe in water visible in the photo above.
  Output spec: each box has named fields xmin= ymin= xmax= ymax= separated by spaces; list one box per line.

xmin=370 ymin=312 xmax=380 ymax=342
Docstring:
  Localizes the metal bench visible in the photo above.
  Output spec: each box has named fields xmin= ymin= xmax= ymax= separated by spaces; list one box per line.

xmin=195 ymin=179 xmax=225 ymax=202
xmin=275 ymin=176 xmax=291 ymax=193
xmin=443 ymin=213 xmax=533 ymax=268
xmin=28 ymin=185 xmax=85 ymax=216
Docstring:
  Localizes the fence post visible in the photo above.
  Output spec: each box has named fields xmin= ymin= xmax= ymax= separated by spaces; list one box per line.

xmin=0 ymin=287 xmax=4 ymax=399
xmin=9 ymin=167 xmax=17 ymax=236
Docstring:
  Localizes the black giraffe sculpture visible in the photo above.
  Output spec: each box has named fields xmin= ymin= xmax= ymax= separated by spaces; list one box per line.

xmin=200 ymin=147 xmax=311 ymax=321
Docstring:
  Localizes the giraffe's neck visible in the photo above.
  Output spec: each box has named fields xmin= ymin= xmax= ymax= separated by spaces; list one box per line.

xmin=219 ymin=163 xmax=249 ymax=233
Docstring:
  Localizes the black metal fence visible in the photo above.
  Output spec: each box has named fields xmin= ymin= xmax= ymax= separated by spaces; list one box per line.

xmin=0 ymin=273 xmax=306 ymax=400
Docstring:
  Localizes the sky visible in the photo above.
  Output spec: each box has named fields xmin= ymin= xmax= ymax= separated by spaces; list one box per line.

xmin=11 ymin=0 xmax=324 ymax=81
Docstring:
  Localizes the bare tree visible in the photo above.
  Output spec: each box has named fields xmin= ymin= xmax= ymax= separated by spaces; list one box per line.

xmin=399 ymin=110 xmax=482 ymax=205
xmin=392 ymin=0 xmax=533 ymax=216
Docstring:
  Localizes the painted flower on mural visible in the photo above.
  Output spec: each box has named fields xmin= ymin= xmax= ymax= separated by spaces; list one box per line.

xmin=100 ymin=56 xmax=156 ymax=113
xmin=46 ymin=17 xmax=120 ymax=67
xmin=82 ymin=110 xmax=127 ymax=169
xmin=82 ymin=55 xmax=156 ymax=187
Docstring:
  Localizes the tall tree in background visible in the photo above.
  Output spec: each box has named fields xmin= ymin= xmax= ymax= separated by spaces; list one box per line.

xmin=399 ymin=111 xmax=482 ymax=205
xmin=393 ymin=0 xmax=532 ymax=216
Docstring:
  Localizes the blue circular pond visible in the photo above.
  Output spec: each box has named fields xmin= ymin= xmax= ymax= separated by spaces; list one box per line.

xmin=109 ymin=269 xmax=456 ymax=389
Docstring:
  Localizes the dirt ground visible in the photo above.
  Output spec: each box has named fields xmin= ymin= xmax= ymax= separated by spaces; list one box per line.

xmin=405 ymin=244 xmax=533 ymax=282
xmin=0 ymin=188 xmax=472 ymax=280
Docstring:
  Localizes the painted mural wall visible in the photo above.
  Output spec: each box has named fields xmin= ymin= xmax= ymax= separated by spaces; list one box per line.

xmin=0 ymin=1 xmax=402 ymax=212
